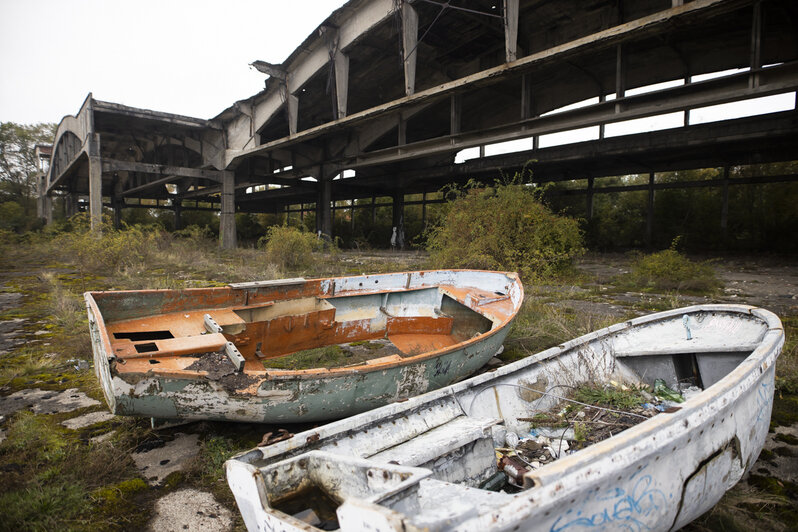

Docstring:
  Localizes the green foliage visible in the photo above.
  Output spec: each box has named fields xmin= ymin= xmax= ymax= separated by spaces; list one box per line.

xmin=0 ymin=201 xmax=25 ymax=231
xmin=573 ymin=383 xmax=645 ymax=410
xmin=51 ymin=215 xmax=161 ymax=276
xmin=624 ymin=241 xmax=721 ymax=293
xmin=775 ymin=316 xmax=798 ymax=394
xmin=258 ymin=225 xmax=328 ymax=270
xmin=173 ymin=224 xmax=216 ymax=242
xmin=0 ymin=481 xmax=89 ymax=531
xmin=1 ymin=411 xmax=70 ymax=463
xmin=425 ymin=180 xmax=584 ymax=281
xmin=197 ymin=436 xmax=240 ymax=485
xmin=90 ymin=478 xmax=148 ymax=507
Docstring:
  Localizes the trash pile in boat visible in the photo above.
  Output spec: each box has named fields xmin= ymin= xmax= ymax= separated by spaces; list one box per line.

xmin=485 ymin=379 xmax=702 ymax=490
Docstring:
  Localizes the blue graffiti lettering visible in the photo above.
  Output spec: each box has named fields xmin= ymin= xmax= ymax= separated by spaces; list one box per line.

xmin=550 ymin=470 xmax=669 ymax=532
xmin=754 ymin=380 xmax=771 ymax=426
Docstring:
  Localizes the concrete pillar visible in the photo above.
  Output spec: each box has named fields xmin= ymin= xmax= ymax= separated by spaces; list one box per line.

xmin=87 ymin=133 xmax=103 ymax=233
xmin=391 ymin=191 xmax=405 ymax=250
xmin=316 ymin=178 xmax=333 ymax=239
xmin=111 ymin=197 xmax=122 ymax=230
xmin=615 ymin=44 xmax=626 ymax=114
xmin=503 ymin=0 xmax=519 ymax=63
xmin=450 ymin=94 xmax=462 ymax=135
xmin=220 ymin=171 xmax=237 ymax=249
xmin=334 ymin=50 xmax=349 ymax=119
xmin=586 ymin=177 xmax=594 ymax=220
xmin=721 ymin=167 xmax=730 ymax=238
xmin=44 ymin=195 xmax=53 ymax=225
xmin=521 ymin=74 xmax=533 ymax=120
xmin=402 ymin=1 xmax=418 ymax=96
xmin=65 ymin=193 xmax=79 ymax=218
xmin=749 ymin=2 xmax=762 ymax=89
xmin=89 ymin=162 xmax=103 ymax=232
xmin=398 ymin=114 xmax=407 ymax=146
xmin=421 ymin=191 xmax=427 ymax=227
xmin=646 ymin=172 xmax=655 ymax=249
xmin=281 ymin=84 xmax=299 ymax=135
xmin=174 ymin=200 xmax=183 ymax=231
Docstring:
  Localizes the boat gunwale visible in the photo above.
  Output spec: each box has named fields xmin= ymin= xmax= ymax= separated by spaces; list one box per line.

xmin=234 ymin=304 xmax=784 ymax=488
xmin=84 ymin=269 xmax=523 ymax=380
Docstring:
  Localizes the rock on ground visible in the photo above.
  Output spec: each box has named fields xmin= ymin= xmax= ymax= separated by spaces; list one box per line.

xmin=61 ymin=410 xmax=115 ymax=430
xmin=131 ymin=432 xmax=201 ymax=485
xmin=148 ymin=489 xmax=233 ymax=532
xmin=0 ymin=387 xmax=100 ymax=416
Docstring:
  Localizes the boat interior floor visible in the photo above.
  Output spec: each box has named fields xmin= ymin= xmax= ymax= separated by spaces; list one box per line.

xmin=104 ymin=288 xmax=495 ymax=374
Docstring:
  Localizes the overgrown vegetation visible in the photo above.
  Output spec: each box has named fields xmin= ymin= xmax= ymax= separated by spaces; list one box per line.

xmin=425 ymin=180 xmax=584 ymax=281
xmin=258 ymin=224 xmax=332 ymax=271
xmin=622 ymin=240 xmax=721 ymax=294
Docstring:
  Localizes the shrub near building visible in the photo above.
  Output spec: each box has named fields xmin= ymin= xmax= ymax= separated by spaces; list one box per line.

xmin=426 ymin=182 xmax=584 ymax=281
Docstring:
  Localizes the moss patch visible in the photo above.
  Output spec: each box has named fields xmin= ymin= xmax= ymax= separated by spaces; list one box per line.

xmin=774 ymin=433 xmax=798 ymax=445
xmin=771 ymin=394 xmax=798 ymax=427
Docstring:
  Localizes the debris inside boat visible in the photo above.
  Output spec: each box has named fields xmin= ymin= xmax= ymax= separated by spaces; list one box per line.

xmin=489 ymin=380 xmax=695 ymax=490
xmin=85 ymin=270 xmax=523 ymax=423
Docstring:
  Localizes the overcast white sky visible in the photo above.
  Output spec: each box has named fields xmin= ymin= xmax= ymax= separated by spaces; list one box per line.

xmin=0 ymin=0 xmax=346 ymax=124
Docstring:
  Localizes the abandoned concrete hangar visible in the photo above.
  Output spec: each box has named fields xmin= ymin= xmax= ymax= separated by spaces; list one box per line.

xmin=40 ymin=0 xmax=798 ymax=248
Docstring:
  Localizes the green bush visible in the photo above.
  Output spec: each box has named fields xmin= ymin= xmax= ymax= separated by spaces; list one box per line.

xmin=425 ymin=181 xmax=584 ymax=281
xmin=258 ymin=225 xmax=326 ymax=270
xmin=51 ymin=214 xmax=161 ymax=275
xmin=625 ymin=244 xmax=721 ymax=293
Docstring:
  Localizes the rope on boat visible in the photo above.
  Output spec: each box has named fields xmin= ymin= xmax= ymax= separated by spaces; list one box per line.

xmin=465 ymin=383 xmax=650 ymax=420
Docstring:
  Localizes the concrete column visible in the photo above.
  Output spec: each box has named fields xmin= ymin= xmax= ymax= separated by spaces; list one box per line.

xmin=615 ymin=44 xmax=626 ymax=114
xmin=521 ymin=74 xmax=533 ymax=120
xmin=111 ymin=197 xmax=122 ymax=230
xmin=87 ymin=133 xmax=103 ymax=232
xmin=44 ymin=195 xmax=53 ymax=225
xmin=281 ymin=84 xmax=299 ymax=135
xmin=586 ymin=176 xmax=594 ymax=220
xmin=391 ymin=191 xmax=405 ymax=250
xmin=398 ymin=114 xmax=407 ymax=146
xmin=220 ymin=171 xmax=237 ymax=249
xmin=646 ymin=172 xmax=655 ymax=248
xmin=334 ymin=50 xmax=349 ymax=119
xmin=450 ymin=94 xmax=462 ymax=135
xmin=402 ymin=1 xmax=418 ymax=96
xmin=65 ymin=193 xmax=79 ymax=218
xmin=503 ymin=0 xmax=519 ymax=63
xmin=174 ymin=200 xmax=183 ymax=231
xmin=89 ymin=161 xmax=103 ymax=233
xmin=720 ymin=167 xmax=730 ymax=237
xmin=316 ymin=178 xmax=333 ymax=238
xmin=421 ymin=191 xmax=428 ymax=228
xmin=749 ymin=2 xmax=762 ymax=89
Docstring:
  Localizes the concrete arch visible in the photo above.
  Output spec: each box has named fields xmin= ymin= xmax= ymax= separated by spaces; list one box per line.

xmin=47 ymin=93 xmax=94 ymax=193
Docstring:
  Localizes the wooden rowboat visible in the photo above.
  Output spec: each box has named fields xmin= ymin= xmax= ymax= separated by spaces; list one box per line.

xmin=226 ymin=304 xmax=783 ymax=531
xmin=85 ymin=270 xmax=523 ymax=423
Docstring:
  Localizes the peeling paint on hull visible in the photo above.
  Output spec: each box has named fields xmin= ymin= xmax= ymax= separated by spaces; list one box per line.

xmin=225 ymin=304 xmax=784 ymax=532
xmin=85 ymin=270 xmax=523 ymax=423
